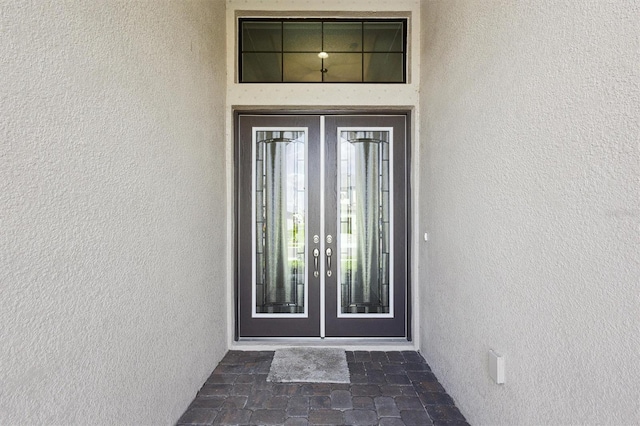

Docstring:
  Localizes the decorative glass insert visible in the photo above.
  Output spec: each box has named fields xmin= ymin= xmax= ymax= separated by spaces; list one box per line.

xmin=338 ymin=129 xmax=392 ymax=315
xmin=254 ymin=130 xmax=307 ymax=315
xmin=240 ymin=19 xmax=407 ymax=83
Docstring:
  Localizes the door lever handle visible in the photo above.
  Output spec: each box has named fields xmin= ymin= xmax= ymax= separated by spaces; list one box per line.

xmin=313 ymin=248 xmax=320 ymax=277
xmin=325 ymin=248 xmax=332 ymax=277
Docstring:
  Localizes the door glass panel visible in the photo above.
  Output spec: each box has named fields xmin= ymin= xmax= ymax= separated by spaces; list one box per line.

xmin=254 ymin=130 xmax=306 ymax=315
xmin=338 ymin=130 xmax=391 ymax=315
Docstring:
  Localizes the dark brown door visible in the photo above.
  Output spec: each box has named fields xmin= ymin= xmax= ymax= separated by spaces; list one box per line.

xmin=323 ymin=115 xmax=408 ymax=337
xmin=237 ymin=113 xmax=408 ymax=338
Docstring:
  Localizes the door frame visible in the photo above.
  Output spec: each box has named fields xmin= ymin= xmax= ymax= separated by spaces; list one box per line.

xmin=233 ymin=109 xmax=412 ymax=341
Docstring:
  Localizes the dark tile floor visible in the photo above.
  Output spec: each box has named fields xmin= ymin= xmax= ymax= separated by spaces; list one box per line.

xmin=177 ymin=350 xmax=469 ymax=426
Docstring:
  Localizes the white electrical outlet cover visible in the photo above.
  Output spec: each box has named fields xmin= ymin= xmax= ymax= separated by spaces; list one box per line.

xmin=488 ymin=350 xmax=505 ymax=384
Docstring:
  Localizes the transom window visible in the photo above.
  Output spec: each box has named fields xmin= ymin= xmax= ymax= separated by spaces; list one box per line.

xmin=239 ymin=19 xmax=407 ymax=83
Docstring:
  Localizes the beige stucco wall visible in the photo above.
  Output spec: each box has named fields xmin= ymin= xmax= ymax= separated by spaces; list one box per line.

xmin=0 ymin=1 xmax=227 ymax=424
xmin=419 ymin=1 xmax=640 ymax=424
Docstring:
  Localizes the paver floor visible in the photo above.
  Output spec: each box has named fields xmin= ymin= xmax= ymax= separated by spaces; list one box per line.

xmin=177 ymin=350 xmax=469 ymax=426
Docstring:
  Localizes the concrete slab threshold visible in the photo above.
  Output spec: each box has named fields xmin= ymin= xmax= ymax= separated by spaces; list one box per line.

xmin=231 ymin=338 xmax=417 ymax=352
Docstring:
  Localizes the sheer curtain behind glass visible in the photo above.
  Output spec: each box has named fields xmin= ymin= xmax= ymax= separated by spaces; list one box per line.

xmin=264 ymin=139 xmax=291 ymax=307
xmin=352 ymin=139 xmax=381 ymax=308
xmin=340 ymin=131 xmax=390 ymax=314
xmin=256 ymin=131 xmax=306 ymax=314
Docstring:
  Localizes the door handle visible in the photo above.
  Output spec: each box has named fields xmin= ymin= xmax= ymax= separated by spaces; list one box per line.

xmin=325 ymin=248 xmax=332 ymax=277
xmin=313 ymin=248 xmax=320 ymax=277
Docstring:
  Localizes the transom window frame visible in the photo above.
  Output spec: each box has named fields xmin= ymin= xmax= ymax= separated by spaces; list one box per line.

xmin=238 ymin=18 xmax=408 ymax=84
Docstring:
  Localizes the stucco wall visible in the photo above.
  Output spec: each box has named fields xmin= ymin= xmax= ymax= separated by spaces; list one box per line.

xmin=0 ymin=1 xmax=227 ymax=424
xmin=419 ymin=1 xmax=639 ymax=424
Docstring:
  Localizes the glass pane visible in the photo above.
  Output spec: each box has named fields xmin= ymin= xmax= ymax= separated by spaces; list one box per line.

xmin=339 ymin=131 xmax=391 ymax=314
xmin=363 ymin=53 xmax=403 ymax=82
xmin=242 ymin=22 xmax=282 ymax=52
xmin=283 ymin=22 xmax=322 ymax=52
xmin=363 ymin=22 xmax=403 ymax=52
xmin=324 ymin=22 xmax=362 ymax=52
xmin=255 ymin=130 xmax=306 ymax=314
xmin=323 ymin=53 xmax=362 ymax=82
xmin=242 ymin=53 xmax=282 ymax=82
xmin=240 ymin=20 xmax=405 ymax=83
xmin=283 ymin=53 xmax=322 ymax=82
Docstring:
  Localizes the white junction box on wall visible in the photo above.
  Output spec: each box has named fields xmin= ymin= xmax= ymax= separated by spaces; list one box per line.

xmin=488 ymin=350 xmax=505 ymax=384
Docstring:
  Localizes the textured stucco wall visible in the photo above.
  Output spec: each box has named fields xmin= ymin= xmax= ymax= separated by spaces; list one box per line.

xmin=0 ymin=1 xmax=227 ymax=424
xmin=419 ymin=1 xmax=640 ymax=424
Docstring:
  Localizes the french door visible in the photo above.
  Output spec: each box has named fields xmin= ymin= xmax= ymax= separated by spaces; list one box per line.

xmin=236 ymin=113 xmax=408 ymax=338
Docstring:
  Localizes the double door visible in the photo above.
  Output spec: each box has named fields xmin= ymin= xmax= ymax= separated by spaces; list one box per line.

xmin=237 ymin=114 xmax=408 ymax=338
